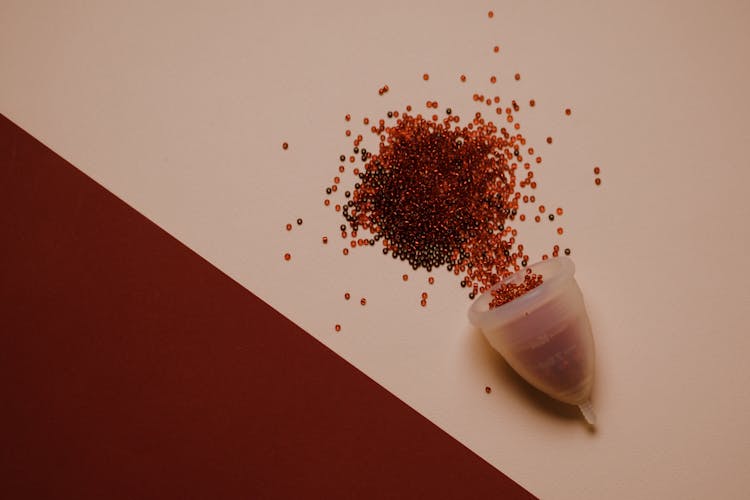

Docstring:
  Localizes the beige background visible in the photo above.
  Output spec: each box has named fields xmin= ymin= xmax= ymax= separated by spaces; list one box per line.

xmin=2 ymin=1 xmax=750 ymax=498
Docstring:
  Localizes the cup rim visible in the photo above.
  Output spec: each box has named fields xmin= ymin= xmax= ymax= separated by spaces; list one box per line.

xmin=467 ymin=256 xmax=576 ymax=331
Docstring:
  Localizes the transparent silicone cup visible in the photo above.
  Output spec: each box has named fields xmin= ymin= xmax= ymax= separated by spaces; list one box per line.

xmin=468 ymin=256 xmax=596 ymax=424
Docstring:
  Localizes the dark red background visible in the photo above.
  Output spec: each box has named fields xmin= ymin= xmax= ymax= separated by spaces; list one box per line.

xmin=0 ymin=114 xmax=535 ymax=499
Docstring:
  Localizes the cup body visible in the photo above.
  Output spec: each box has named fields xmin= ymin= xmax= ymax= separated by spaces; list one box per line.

xmin=468 ymin=257 xmax=594 ymax=405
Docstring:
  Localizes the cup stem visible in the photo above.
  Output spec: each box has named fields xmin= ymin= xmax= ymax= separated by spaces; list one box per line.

xmin=578 ymin=400 xmax=596 ymax=426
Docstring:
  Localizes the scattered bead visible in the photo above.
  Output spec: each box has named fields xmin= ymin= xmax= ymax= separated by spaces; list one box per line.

xmin=488 ymin=269 xmax=542 ymax=309
xmin=324 ymin=64 xmax=580 ymax=309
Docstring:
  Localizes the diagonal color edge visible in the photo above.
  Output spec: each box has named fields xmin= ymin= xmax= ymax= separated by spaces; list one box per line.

xmin=0 ymin=113 xmax=536 ymax=500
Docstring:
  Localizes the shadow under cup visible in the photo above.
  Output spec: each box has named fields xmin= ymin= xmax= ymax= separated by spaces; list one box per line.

xmin=468 ymin=257 xmax=596 ymax=424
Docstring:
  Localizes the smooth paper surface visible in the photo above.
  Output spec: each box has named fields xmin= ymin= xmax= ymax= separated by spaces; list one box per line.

xmin=2 ymin=1 xmax=749 ymax=498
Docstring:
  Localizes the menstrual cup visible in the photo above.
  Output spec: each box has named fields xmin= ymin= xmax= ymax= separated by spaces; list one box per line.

xmin=468 ymin=256 xmax=596 ymax=424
